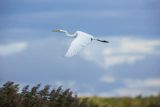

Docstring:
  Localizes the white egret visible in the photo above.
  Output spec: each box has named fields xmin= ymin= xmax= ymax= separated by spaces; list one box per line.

xmin=53 ymin=29 xmax=109 ymax=57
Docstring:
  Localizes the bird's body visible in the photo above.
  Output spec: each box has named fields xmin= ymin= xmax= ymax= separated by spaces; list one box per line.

xmin=65 ymin=31 xmax=93 ymax=57
xmin=76 ymin=31 xmax=94 ymax=39
xmin=53 ymin=29 xmax=109 ymax=57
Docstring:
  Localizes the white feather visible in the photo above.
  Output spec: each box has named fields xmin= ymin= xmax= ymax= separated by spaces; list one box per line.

xmin=65 ymin=31 xmax=93 ymax=57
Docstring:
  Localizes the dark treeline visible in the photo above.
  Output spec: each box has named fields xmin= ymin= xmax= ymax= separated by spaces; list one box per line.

xmin=0 ymin=81 xmax=104 ymax=107
xmin=0 ymin=81 xmax=160 ymax=107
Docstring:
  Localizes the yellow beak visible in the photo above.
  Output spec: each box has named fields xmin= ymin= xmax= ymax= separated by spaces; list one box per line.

xmin=52 ymin=29 xmax=61 ymax=32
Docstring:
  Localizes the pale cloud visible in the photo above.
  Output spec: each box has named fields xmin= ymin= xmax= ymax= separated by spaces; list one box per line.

xmin=0 ymin=42 xmax=28 ymax=57
xmin=120 ymin=38 xmax=160 ymax=54
xmin=80 ymin=37 xmax=160 ymax=68
xmin=1 ymin=10 xmax=132 ymax=22
xmin=124 ymin=78 xmax=160 ymax=88
xmin=100 ymin=75 xmax=115 ymax=83
xmin=103 ymin=55 xmax=144 ymax=68
xmin=82 ymin=78 xmax=160 ymax=97
xmin=54 ymin=80 xmax=64 ymax=86
xmin=110 ymin=78 xmax=160 ymax=97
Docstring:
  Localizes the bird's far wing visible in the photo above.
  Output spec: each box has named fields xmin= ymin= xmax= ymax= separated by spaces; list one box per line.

xmin=65 ymin=34 xmax=92 ymax=58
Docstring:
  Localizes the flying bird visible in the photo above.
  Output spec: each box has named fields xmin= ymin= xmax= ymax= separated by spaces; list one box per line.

xmin=53 ymin=29 xmax=109 ymax=57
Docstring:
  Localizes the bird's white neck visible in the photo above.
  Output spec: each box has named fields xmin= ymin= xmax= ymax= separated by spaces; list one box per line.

xmin=61 ymin=30 xmax=76 ymax=37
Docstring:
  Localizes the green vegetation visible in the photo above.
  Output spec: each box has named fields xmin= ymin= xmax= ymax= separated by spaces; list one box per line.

xmin=85 ymin=96 xmax=160 ymax=107
xmin=0 ymin=81 xmax=160 ymax=107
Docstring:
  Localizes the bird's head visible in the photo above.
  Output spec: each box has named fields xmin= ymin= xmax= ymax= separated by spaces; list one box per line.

xmin=52 ymin=29 xmax=66 ymax=33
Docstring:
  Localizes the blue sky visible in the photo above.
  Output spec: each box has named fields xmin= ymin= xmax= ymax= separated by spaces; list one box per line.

xmin=0 ymin=0 xmax=160 ymax=97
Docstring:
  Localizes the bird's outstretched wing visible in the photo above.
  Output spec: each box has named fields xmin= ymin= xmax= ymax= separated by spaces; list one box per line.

xmin=65 ymin=34 xmax=92 ymax=57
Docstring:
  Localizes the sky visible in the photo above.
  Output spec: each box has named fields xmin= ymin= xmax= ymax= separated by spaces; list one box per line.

xmin=0 ymin=0 xmax=160 ymax=97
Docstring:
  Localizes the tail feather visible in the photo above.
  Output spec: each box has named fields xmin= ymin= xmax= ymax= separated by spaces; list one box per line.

xmin=96 ymin=39 xmax=109 ymax=43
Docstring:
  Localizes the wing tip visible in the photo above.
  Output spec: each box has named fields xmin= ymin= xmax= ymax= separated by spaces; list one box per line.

xmin=65 ymin=54 xmax=72 ymax=58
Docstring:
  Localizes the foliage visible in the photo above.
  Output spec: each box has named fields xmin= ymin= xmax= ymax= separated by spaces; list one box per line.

xmin=0 ymin=81 xmax=160 ymax=107
xmin=86 ymin=96 xmax=160 ymax=107
xmin=0 ymin=81 xmax=105 ymax=107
